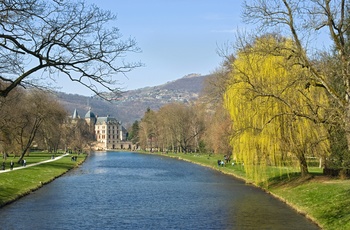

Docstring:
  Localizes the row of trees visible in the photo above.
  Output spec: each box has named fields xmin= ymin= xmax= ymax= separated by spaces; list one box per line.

xmin=132 ymin=0 xmax=350 ymax=182
xmin=0 ymin=87 xmax=93 ymax=163
xmin=0 ymin=1 xmax=140 ymax=162
xmin=133 ymin=101 xmax=232 ymax=156
xmin=136 ymin=105 xmax=205 ymax=153
xmin=129 ymin=65 xmax=233 ymax=156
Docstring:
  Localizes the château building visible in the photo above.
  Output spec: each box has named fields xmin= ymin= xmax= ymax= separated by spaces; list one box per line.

xmin=94 ymin=115 xmax=126 ymax=149
xmin=72 ymin=109 xmax=128 ymax=150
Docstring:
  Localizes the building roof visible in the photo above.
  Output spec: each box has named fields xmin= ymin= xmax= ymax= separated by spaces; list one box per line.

xmin=96 ymin=116 xmax=120 ymax=125
xmin=85 ymin=109 xmax=96 ymax=119
xmin=72 ymin=109 xmax=80 ymax=119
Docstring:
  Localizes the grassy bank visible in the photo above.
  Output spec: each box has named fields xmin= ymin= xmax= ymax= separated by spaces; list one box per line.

xmin=142 ymin=151 xmax=349 ymax=230
xmin=0 ymin=152 xmax=86 ymax=207
xmin=2 ymin=150 xmax=348 ymax=229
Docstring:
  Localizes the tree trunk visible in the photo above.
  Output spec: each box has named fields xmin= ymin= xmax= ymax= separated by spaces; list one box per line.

xmin=340 ymin=105 xmax=350 ymax=172
xmin=344 ymin=105 xmax=350 ymax=151
xmin=298 ymin=152 xmax=309 ymax=177
xmin=17 ymin=140 xmax=33 ymax=164
xmin=17 ymin=118 xmax=42 ymax=164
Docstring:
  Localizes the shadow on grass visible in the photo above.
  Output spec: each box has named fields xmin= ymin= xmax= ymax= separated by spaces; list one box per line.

xmin=35 ymin=162 xmax=76 ymax=171
xmin=267 ymin=171 xmax=327 ymax=188
xmin=0 ymin=187 xmax=22 ymax=207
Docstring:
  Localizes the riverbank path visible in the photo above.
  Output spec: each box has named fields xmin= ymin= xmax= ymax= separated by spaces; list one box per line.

xmin=0 ymin=153 xmax=70 ymax=174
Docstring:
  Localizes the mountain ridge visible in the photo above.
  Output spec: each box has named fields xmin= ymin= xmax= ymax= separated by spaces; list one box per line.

xmin=56 ymin=74 xmax=210 ymax=126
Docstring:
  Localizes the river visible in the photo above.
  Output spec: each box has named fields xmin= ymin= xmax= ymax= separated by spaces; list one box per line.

xmin=0 ymin=151 xmax=319 ymax=229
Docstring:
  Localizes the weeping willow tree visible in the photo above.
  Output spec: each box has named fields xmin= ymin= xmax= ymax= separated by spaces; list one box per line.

xmin=224 ymin=35 xmax=330 ymax=183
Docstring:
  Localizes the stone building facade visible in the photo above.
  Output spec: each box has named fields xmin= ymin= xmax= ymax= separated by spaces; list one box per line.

xmin=94 ymin=115 xmax=126 ymax=150
xmin=72 ymin=109 xmax=128 ymax=150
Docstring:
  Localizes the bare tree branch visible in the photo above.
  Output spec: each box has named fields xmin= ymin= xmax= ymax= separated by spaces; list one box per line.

xmin=0 ymin=0 xmax=142 ymax=98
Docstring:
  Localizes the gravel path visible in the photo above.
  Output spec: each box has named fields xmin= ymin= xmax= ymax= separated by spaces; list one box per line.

xmin=0 ymin=153 xmax=69 ymax=174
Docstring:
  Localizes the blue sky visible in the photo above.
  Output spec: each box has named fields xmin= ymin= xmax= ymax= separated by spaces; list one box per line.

xmin=56 ymin=0 xmax=244 ymax=96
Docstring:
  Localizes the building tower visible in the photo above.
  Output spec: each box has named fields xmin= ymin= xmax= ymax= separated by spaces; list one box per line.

xmin=85 ymin=108 xmax=97 ymax=134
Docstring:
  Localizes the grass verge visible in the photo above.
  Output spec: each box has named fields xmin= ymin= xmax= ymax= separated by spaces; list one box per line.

xmin=0 ymin=153 xmax=86 ymax=207
xmin=141 ymin=151 xmax=350 ymax=230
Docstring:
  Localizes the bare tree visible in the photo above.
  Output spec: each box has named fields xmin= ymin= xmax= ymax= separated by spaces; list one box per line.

xmin=159 ymin=103 xmax=205 ymax=153
xmin=36 ymin=97 xmax=68 ymax=153
xmin=67 ymin=118 xmax=93 ymax=152
xmin=138 ymin=104 xmax=206 ymax=153
xmin=138 ymin=108 xmax=158 ymax=151
xmin=201 ymin=56 xmax=234 ymax=107
xmin=0 ymin=0 xmax=141 ymax=98
xmin=200 ymin=63 xmax=234 ymax=156
xmin=10 ymin=90 xmax=68 ymax=163
xmin=0 ymin=88 xmax=23 ymax=156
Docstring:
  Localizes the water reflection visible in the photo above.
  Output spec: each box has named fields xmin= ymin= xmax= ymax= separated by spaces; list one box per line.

xmin=0 ymin=151 xmax=319 ymax=230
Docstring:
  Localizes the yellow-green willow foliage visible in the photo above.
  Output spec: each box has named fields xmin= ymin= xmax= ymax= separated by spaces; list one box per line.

xmin=224 ymin=36 xmax=330 ymax=183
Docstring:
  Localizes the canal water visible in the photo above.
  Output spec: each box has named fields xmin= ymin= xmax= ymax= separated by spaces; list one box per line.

xmin=0 ymin=151 xmax=319 ymax=230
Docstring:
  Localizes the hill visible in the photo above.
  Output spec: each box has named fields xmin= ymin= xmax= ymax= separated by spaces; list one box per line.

xmin=56 ymin=74 xmax=211 ymax=127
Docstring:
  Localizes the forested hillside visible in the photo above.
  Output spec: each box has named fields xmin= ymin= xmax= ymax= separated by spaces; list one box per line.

xmin=56 ymin=74 xmax=210 ymax=126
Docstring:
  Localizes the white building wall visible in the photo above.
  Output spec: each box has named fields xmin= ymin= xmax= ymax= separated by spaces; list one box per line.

xmin=93 ymin=115 xmax=128 ymax=150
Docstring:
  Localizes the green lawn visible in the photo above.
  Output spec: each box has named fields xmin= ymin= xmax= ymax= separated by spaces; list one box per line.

xmin=270 ymin=178 xmax=350 ymax=230
xmin=0 ymin=152 xmax=86 ymax=207
xmin=3 ymin=152 xmax=66 ymax=169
